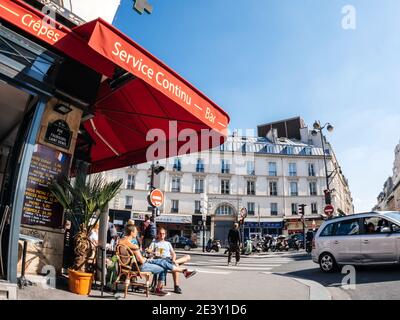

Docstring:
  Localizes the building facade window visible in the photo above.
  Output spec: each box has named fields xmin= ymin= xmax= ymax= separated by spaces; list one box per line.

xmin=311 ymin=202 xmax=318 ymax=214
xmin=268 ymin=162 xmax=277 ymax=176
xmin=290 ymin=181 xmax=298 ymax=196
xmin=289 ymin=163 xmax=297 ymax=176
xmin=171 ymin=200 xmax=179 ymax=213
xmin=221 ymin=160 xmax=230 ymax=174
xmin=171 ymin=177 xmax=181 ymax=192
xmin=291 ymin=203 xmax=298 ymax=215
xmin=305 ymin=147 xmax=312 ymax=155
xmin=126 ymin=174 xmax=135 ymax=190
xmin=269 ymin=181 xmax=278 ymax=196
xmin=247 ymin=202 xmax=255 ymax=215
xmin=125 ymin=196 xmax=133 ymax=210
xmin=196 ymin=158 xmax=205 ymax=172
xmin=271 ymin=203 xmax=278 ymax=216
xmin=221 ymin=179 xmax=230 ymax=194
xmin=247 ymin=180 xmax=256 ymax=195
xmin=246 ymin=161 xmax=255 ymax=175
xmin=286 ymin=146 xmax=294 ymax=154
xmin=194 ymin=179 xmax=204 ymax=194
xmin=308 ymin=163 xmax=315 ymax=176
xmin=216 ymin=205 xmax=233 ymax=215
xmin=309 ymin=181 xmax=317 ymax=196
xmin=266 ymin=145 xmax=274 ymax=153
xmin=173 ymin=158 xmax=182 ymax=171
xmin=195 ymin=200 xmax=201 ymax=214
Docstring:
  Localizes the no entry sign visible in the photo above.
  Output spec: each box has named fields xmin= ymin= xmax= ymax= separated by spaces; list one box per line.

xmin=324 ymin=204 xmax=335 ymax=216
xmin=149 ymin=189 xmax=164 ymax=207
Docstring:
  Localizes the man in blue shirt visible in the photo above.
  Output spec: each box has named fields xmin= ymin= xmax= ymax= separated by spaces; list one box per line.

xmin=147 ymin=227 xmax=194 ymax=294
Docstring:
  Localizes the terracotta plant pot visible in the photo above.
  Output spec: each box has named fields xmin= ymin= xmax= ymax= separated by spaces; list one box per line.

xmin=68 ymin=269 xmax=93 ymax=295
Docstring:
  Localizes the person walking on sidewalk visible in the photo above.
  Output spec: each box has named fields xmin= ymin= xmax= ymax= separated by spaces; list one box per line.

xmin=227 ymin=223 xmax=241 ymax=266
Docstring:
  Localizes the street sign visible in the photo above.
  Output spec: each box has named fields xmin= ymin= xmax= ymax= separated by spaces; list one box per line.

xmin=149 ymin=189 xmax=164 ymax=207
xmin=324 ymin=204 xmax=335 ymax=216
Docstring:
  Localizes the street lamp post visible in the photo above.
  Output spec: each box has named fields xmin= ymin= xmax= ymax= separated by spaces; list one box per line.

xmin=311 ymin=121 xmax=334 ymax=204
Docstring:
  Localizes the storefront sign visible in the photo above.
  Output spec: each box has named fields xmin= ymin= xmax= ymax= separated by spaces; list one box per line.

xmin=88 ymin=22 xmax=228 ymax=135
xmin=44 ymin=120 xmax=72 ymax=150
xmin=0 ymin=0 xmax=67 ymax=45
xmin=156 ymin=215 xmax=192 ymax=224
xmin=21 ymin=144 xmax=71 ymax=228
xmin=245 ymin=222 xmax=283 ymax=228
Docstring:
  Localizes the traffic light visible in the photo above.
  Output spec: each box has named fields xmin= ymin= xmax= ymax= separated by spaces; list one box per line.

xmin=324 ymin=189 xmax=332 ymax=205
xmin=299 ymin=204 xmax=306 ymax=216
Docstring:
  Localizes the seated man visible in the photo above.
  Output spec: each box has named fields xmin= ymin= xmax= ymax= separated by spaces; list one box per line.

xmin=120 ymin=225 xmax=195 ymax=296
xmin=147 ymin=228 xmax=194 ymax=294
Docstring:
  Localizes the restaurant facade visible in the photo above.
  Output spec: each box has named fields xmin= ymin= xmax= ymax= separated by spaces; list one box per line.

xmin=0 ymin=0 xmax=229 ymax=290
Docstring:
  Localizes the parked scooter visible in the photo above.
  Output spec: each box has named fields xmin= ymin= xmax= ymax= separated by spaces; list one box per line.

xmin=206 ymin=239 xmax=221 ymax=252
xmin=275 ymin=235 xmax=289 ymax=251
xmin=262 ymin=235 xmax=273 ymax=252
xmin=287 ymin=235 xmax=300 ymax=251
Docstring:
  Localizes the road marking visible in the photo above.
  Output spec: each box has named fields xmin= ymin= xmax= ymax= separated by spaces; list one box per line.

xmin=188 ymin=262 xmax=281 ymax=268
xmin=196 ymin=269 xmax=230 ymax=275
xmin=212 ymin=266 xmax=273 ymax=271
xmin=207 ymin=259 xmax=291 ymax=264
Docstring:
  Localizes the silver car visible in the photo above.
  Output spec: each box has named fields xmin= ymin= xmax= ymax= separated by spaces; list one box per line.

xmin=312 ymin=211 xmax=400 ymax=272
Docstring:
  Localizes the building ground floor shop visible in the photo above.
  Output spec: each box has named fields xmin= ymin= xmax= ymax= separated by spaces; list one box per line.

xmin=284 ymin=216 xmax=325 ymax=235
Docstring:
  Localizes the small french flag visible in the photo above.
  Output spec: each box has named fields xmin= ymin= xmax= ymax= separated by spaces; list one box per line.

xmin=57 ymin=152 xmax=65 ymax=162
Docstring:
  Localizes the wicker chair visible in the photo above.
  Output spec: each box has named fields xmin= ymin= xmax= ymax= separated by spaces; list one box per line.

xmin=114 ymin=244 xmax=152 ymax=298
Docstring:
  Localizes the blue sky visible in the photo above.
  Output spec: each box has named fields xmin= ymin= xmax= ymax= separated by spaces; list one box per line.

xmin=113 ymin=0 xmax=400 ymax=212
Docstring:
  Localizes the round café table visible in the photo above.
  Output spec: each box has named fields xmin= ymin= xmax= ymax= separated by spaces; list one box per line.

xmin=18 ymin=234 xmax=44 ymax=289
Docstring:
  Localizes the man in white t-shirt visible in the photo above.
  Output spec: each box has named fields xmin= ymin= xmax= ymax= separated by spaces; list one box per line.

xmin=148 ymin=227 xmax=192 ymax=294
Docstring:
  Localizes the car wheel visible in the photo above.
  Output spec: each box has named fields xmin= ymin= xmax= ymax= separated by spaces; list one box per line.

xmin=184 ymin=245 xmax=191 ymax=251
xmin=319 ymin=252 xmax=337 ymax=273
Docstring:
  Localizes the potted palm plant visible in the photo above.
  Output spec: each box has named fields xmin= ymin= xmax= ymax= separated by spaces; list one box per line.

xmin=49 ymin=169 xmax=122 ymax=295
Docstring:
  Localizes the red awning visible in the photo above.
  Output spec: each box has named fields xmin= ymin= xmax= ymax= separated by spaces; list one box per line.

xmin=0 ymin=0 xmax=230 ymax=173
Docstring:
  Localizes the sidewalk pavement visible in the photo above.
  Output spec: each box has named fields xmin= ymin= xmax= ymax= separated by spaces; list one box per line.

xmin=16 ymin=269 xmax=331 ymax=301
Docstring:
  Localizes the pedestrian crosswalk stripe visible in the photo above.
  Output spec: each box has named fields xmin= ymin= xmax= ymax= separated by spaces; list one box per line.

xmin=212 ymin=266 xmax=274 ymax=271
xmin=188 ymin=262 xmax=281 ymax=267
xmin=196 ymin=269 xmax=231 ymax=275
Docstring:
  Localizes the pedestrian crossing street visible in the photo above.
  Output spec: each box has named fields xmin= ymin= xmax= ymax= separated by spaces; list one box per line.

xmin=185 ymin=253 xmax=304 ymax=274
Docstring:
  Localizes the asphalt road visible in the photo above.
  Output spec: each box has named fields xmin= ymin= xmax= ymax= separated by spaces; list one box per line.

xmin=187 ymin=250 xmax=400 ymax=300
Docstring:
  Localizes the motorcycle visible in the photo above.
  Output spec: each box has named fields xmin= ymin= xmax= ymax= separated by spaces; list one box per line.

xmin=275 ymin=235 xmax=289 ymax=251
xmin=287 ymin=236 xmax=300 ymax=251
xmin=252 ymin=240 xmax=263 ymax=253
xmin=206 ymin=239 xmax=221 ymax=252
xmin=262 ymin=235 xmax=273 ymax=252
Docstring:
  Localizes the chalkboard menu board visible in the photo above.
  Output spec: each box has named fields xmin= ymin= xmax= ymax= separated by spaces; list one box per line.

xmin=21 ymin=144 xmax=71 ymax=228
